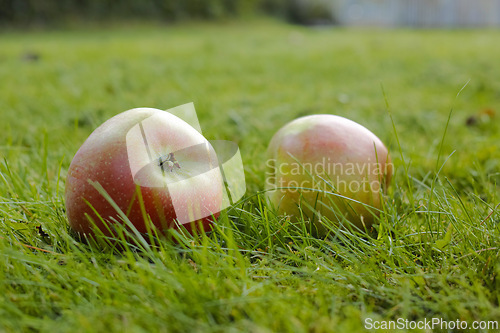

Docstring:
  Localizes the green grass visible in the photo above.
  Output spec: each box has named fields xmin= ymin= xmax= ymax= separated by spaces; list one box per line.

xmin=1 ymin=19 xmax=499 ymax=332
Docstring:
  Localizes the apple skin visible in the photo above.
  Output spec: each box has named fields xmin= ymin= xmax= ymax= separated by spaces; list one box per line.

xmin=65 ymin=107 xmax=223 ymax=239
xmin=266 ymin=114 xmax=392 ymax=234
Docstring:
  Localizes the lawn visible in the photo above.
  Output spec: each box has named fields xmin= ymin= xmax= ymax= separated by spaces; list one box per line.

xmin=0 ymin=19 xmax=499 ymax=332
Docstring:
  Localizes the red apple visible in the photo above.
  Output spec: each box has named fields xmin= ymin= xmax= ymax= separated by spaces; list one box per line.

xmin=266 ymin=114 xmax=392 ymax=234
xmin=65 ymin=107 xmax=224 ymax=239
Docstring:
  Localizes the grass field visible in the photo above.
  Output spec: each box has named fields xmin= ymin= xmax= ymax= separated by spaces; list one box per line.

xmin=0 ymin=19 xmax=499 ymax=332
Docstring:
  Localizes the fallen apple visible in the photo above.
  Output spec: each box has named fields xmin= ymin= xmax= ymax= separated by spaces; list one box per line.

xmin=266 ymin=114 xmax=392 ymax=234
xmin=65 ymin=107 xmax=224 ymax=239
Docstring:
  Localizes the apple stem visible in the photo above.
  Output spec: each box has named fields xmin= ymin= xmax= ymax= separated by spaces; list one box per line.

xmin=158 ymin=153 xmax=181 ymax=173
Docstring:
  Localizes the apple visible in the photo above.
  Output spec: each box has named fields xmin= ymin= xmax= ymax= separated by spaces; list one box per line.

xmin=265 ymin=114 xmax=392 ymax=234
xmin=65 ymin=107 xmax=224 ymax=239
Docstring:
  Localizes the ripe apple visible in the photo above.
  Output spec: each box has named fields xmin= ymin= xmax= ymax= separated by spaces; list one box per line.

xmin=265 ymin=114 xmax=392 ymax=234
xmin=65 ymin=107 xmax=224 ymax=239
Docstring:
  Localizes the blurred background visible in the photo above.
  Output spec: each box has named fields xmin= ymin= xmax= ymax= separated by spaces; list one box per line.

xmin=2 ymin=0 xmax=500 ymax=28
